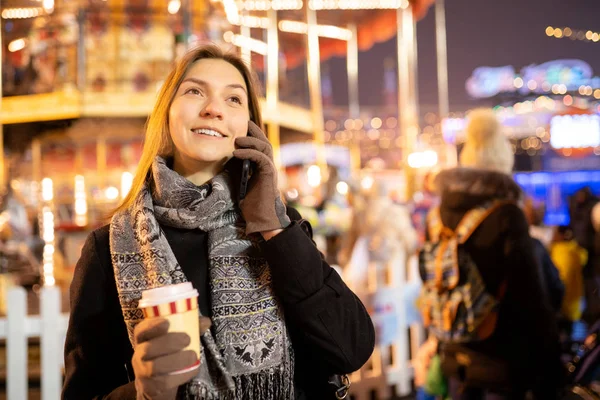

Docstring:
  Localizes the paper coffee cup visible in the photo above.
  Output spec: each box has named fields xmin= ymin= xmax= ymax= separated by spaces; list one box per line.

xmin=138 ymin=282 xmax=200 ymax=374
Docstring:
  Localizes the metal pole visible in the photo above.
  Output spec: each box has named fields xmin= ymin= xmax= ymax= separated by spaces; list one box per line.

xmin=396 ymin=11 xmax=418 ymax=392
xmin=411 ymin=16 xmax=419 ymax=120
xmin=435 ymin=0 xmax=455 ymax=166
xmin=0 ymin=16 xmax=5 ymax=191
xmin=266 ymin=8 xmax=281 ymax=170
xmin=397 ymin=7 xmax=418 ymax=204
xmin=306 ymin=6 xmax=327 ymax=174
xmin=77 ymin=8 xmax=86 ymax=90
xmin=184 ymin=0 xmax=192 ymax=49
xmin=32 ymin=139 xmax=42 ymax=184
xmin=240 ymin=11 xmax=251 ymax=65
xmin=347 ymin=23 xmax=360 ymax=173
xmin=347 ymin=23 xmax=359 ymax=119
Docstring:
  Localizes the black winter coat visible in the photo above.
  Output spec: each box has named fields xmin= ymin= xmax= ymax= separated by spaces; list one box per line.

xmin=532 ymin=237 xmax=564 ymax=313
xmin=62 ymin=208 xmax=375 ymax=399
xmin=433 ymin=168 xmax=564 ymax=398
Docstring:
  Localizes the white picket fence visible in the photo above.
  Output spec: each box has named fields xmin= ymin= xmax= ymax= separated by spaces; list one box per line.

xmin=0 ymin=286 xmax=69 ymax=400
xmin=0 ymin=277 xmax=422 ymax=400
xmin=345 ymin=254 xmax=425 ymax=400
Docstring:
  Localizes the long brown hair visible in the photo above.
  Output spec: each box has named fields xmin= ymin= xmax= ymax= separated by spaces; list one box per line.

xmin=113 ymin=44 xmax=263 ymax=215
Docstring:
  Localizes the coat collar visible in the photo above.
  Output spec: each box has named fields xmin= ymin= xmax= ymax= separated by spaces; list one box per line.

xmin=434 ymin=167 xmax=522 ymax=210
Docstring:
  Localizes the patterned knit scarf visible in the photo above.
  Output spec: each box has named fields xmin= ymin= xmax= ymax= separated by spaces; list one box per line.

xmin=110 ymin=156 xmax=294 ymax=399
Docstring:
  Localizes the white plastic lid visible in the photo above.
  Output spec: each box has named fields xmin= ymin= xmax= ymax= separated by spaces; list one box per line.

xmin=138 ymin=282 xmax=199 ymax=308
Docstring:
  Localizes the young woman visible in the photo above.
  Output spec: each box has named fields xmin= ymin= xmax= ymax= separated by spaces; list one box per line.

xmin=62 ymin=45 xmax=374 ymax=400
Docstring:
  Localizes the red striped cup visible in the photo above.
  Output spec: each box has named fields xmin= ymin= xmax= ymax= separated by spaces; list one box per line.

xmin=138 ymin=283 xmax=200 ymax=374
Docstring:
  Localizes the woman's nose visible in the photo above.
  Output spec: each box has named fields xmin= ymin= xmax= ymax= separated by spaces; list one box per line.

xmin=200 ymin=99 xmax=223 ymax=119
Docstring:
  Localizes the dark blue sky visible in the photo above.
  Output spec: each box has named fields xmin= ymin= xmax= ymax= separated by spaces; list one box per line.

xmin=322 ymin=0 xmax=600 ymax=111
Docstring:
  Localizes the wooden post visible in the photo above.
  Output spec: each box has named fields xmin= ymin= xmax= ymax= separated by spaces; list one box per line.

xmin=435 ymin=0 xmax=456 ymax=166
xmin=266 ymin=8 xmax=282 ymax=170
xmin=397 ymin=6 xmax=419 ymax=203
xmin=306 ymin=6 xmax=327 ymax=174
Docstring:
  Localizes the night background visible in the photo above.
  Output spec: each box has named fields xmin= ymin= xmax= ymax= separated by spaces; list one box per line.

xmin=323 ymin=0 xmax=600 ymax=110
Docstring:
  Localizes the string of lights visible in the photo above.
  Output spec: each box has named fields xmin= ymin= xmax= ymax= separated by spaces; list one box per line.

xmin=1 ymin=7 xmax=45 ymax=19
xmin=546 ymin=26 xmax=600 ymax=42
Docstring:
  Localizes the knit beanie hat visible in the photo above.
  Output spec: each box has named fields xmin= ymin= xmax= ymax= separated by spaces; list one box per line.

xmin=459 ymin=108 xmax=514 ymax=174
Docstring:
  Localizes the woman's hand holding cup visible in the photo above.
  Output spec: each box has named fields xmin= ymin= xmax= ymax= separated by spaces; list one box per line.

xmin=132 ymin=318 xmax=199 ymax=400
xmin=134 ymin=283 xmax=210 ymax=399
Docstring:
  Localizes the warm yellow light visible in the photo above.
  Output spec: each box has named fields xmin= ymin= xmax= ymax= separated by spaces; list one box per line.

xmin=593 ymin=33 xmax=600 ymax=42
xmin=222 ymin=0 xmax=241 ymax=25
xmin=41 ymin=178 xmax=53 ymax=202
xmin=361 ymin=176 xmax=374 ymax=190
xmin=336 ymin=181 xmax=349 ymax=195
xmin=586 ymin=30 xmax=594 ymax=40
xmin=309 ymin=0 xmax=404 ymax=9
xmin=307 ymin=165 xmax=322 ymax=188
xmin=564 ymin=27 xmax=572 ymax=37
xmin=408 ymin=150 xmax=438 ymax=169
xmin=238 ymin=0 xmax=303 ymax=10
xmin=370 ymin=117 xmax=382 ymax=129
xmin=1 ymin=7 xmax=42 ymax=19
xmin=8 ymin=38 xmax=26 ymax=52
xmin=42 ymin=0 xmax=54 ymax=13
xmin=594 ymin=89 xmax=600 ymax=99
xmin=513 ymin=77 xmax=524 ymax=88
xmin=238 ymin=15 xmax=268 ymax=28
xmin=278 ymin=20 xmax=307 ymax=34
xmin=545 ymin=26 xmax=554 ymax=36
xmin=553 ymin=28 xmax=563 ymax=38
xmin=587 ymin=86 xmax=594 ymax=96
xmin=559 ymin=84 xmax=568 ymax=95
xmin=317 ymin=24 xmax=352 ymax=40
xmin=278 ymin=20 xmax=351 ymax=40
xmin=121 ymin=172 xmax=133 ymax=198
xmin=168 ymin=0 xmax=181 ymax=14
xmin=222 ymin=31 xmax=268 ymax=55
xmin=367 ymin=129 xmax=380 ymax=140
xmin=105 ymin=186 xmax=119 ymax=200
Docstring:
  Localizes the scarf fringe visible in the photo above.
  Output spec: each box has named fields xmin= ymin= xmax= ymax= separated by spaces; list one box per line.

xmin=180 ymin=364 xmax=295 ymax=400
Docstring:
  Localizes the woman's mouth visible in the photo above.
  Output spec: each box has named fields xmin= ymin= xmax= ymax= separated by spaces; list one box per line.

xmin=192 ymin=128 xmax=225 ymax=138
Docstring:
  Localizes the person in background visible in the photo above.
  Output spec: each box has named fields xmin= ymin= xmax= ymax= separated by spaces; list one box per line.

xmin=551 ymin=225 xmax=588 ymax=342
xmin=523 ymin=197 xmax=553 ymax=248
xmin=532 ymin=236 xmax=565 ymax=314
xmin=570 ymin=187 xmax=600 ymax=323
xmin=523 ymin=197 xmax=564 ymax=313
xmin=430 ymin=108 xmax=563 ymax=399
xmin=62 ymin=44 xmax=374 ymax=400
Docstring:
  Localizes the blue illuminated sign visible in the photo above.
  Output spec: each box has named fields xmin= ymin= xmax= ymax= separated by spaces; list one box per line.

xmin=466 ymin=59 xmax=600 ymax=99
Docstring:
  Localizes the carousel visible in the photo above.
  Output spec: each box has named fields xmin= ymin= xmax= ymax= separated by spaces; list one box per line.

xmin=1 ymin=0 xmax=440 ymax=397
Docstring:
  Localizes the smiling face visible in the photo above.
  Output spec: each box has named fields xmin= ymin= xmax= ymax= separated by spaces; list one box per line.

xmin=168 ymin=58 xmax=250 ymax=174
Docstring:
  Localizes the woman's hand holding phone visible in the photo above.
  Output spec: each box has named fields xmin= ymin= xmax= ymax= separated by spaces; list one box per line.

xmin=233 ymin=121 xmax=290 ymax=236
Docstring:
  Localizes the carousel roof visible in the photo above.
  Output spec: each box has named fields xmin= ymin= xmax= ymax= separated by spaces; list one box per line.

xmin=227 ymin=0 xmax=435 ymax=69
xmin=1 ymin=0 xmax=435 ymax=68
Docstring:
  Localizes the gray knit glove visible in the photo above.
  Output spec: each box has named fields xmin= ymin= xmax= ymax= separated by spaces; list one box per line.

xmin=233 ymin=121 xmax=291 ymax=235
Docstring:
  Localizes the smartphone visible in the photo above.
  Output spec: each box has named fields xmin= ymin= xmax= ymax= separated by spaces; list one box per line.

xmin=239 ymin=159 xmax=251 ymax=200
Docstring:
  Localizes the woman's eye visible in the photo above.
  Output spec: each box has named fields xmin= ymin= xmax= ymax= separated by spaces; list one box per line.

xmin=185 ymin=88 xmax=202 ymax=95
xmin=229 ymin=96 xmax=242 ymax=104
